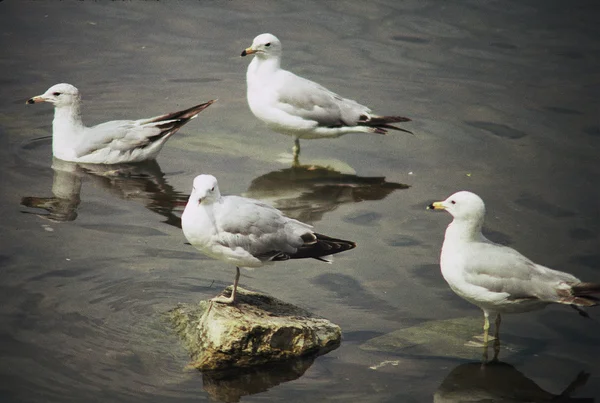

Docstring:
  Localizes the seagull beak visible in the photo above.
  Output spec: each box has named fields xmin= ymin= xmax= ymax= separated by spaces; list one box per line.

xmin=26 ymin=95 xmax=46 ymax=104
xmin=241 ymin=47 xmax=256 ymax=57
xmin=427 ymin=201 xmax=445 ymax=210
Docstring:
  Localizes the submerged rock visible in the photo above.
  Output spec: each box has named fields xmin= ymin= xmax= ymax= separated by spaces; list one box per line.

xmin=360 ymin=317 xmax=523 ymax=360
xmin=169 ymin=286 xmax=341 ymax=371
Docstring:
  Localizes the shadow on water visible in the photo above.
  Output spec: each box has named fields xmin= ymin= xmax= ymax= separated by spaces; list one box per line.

xmin=21 ymin=156 xmax=187 ymax=227
xmin=200 ymin=354 xmax=319 ymax=403
xmin=20 ymin=137 xmax=408 ymax=229
xmin=434 ymin=360 xmax=593 ymax=403
xmin=244 ymin=164 xmax=409 ymax=223
xmin=311 ymin=272 xmax=421 ymax=324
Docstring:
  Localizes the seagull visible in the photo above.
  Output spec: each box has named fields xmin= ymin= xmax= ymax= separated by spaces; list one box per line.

xmin=27 ymin=83 xmax=215 ymax=164
xmin=428 ymin=191 xmax=600 ymax=360
xmin=181 ymin=174 xmax=356 ymax=304
xmin=241 ymin=33 xmax=412 ymax=164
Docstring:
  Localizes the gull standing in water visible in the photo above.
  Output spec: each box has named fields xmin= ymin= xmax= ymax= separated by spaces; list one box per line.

xmin=241 ymin=33 xmax=412 ymax=165
xmin=27 ymin=83 xmax=214 ymax=164
xmin=428 ymin=191 xmax=600 ymax=360
xmin=181 ymin=174 xmax=356 ymax=304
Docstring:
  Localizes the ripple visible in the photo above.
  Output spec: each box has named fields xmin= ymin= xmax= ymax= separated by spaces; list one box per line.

xmin=583 ymin=126 xmax=600 ymax=137
xmin=342 ymin=211 xmax=382 ymax=226
xmin=169 ymin=78 xmax=222 ymax=84
xmin=77 ymin=224 xmax=168 ymax=236
xmin=390 ymin=35 xmax=430 ymax=44
xmin=465 ymin=121 xmax=528 ymax=140
xmin=569 ymin=228 xmax=596 ymax=241
xmin=16 ymin=136 xmax=53 ymax=169
xmin=489 ymin=42 xmax=518 ymax=50
xmin=544 ymin=106 xmax=583 ymax=115
xmin=514 ymin=194 xmax=576 ymax=218
xmin=385 ymin=234 xmax=421 ymax=247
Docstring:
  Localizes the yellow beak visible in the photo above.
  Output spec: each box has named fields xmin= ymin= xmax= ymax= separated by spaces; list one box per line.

xmin=241 ymin=47 xmax=257 ymax=57
xmin=26 ymin=95 xmax=46 ymax=104
xmin=427 ymin=201 xmax=445 ymax=210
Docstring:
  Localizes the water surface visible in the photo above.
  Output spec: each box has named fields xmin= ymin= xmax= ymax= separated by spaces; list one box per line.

xmin=1 ymin=1 xmax=599 ymax=402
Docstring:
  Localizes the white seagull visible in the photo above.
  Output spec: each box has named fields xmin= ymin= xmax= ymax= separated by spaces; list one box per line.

xmin=27 ymin=83 xmax=215 ymax=164
xmin=428 ymin=191 xmax=599 ymax=358
xmin=241 ymin=33 xmax=412 ymax=164
xmin=181 ymin=174 xmax=356 ymax=304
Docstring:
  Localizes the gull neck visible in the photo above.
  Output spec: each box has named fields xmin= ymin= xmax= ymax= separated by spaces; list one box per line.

xmin=52 ymin=102 xmax=84 ymax=134
xmin=445 ymin=216 xmax=485 ymax=244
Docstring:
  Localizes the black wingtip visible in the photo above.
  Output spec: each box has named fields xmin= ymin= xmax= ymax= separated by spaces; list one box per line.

xmin=285 ymin=233 xmax=356 ymax=261
xmin=358 ymin=115 xmax=413 ymax=135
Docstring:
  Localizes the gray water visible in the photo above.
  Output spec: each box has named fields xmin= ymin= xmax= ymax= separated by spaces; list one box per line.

xmin=1 ymin=1 xmax=599 ymax=402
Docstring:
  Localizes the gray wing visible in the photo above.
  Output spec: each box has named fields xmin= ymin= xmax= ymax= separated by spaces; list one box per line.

xmin=462 ymin=242 xmax=579 ymax=301
xmin=72 ymin=100 xmax=214 ymax=159
xmin=215 ymin=195 xmax=313 ymax=259
xmin=274 ymin=70 xmax=371 ymax=127
xmin=75 ymin=118 xmax=171 ymax=157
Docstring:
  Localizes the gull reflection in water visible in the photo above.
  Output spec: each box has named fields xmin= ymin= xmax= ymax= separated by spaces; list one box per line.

xmin=244 ymin=163 xmax=409 ymax=223
xmin=21 ymin=158 xmax=187 ymax=227
xmin=201 ymin=354 xmax=320 ymax=403
xmin=434 ymin=360 xmax=593 ymax=403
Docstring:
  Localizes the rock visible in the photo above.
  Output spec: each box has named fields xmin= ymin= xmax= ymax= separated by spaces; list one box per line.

xmin=169 ymin=286 xmax=341 ymax=371
xmin=360 ymin=317 xmax=523 ymax=360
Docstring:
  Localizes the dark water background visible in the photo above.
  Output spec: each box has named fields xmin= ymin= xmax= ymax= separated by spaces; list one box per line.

xmin=1 ymin=1 xmax=599 ymax=402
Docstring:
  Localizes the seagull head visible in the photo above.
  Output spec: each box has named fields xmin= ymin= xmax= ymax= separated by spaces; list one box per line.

xmin=27 ymin=83 xmax=80 ymax=107
xmin=241 ymin=33 xmax=282 ymax=58
xmin=190 ymin=174 xmax=221 ymax=205
xmin=428 ymin=191 xmax=486 ymax=222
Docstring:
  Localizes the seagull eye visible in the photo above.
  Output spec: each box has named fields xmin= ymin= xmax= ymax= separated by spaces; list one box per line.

xmin=52 ymin=92 xmax=61 ymax=96
xmin=211 ymin=186 xmax=215 ymax=191
xmin=265 ymin=43 xmax=271 ymax=47
xmin=450 ymin=200 xmax=456 ymax=204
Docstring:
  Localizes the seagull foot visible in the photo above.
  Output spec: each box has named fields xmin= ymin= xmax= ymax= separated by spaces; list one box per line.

xmin=465 ymin=340 xmax=486 ymax=348
xmin=473 ymin=334 xmax=496 ymax=343
xmin=465 ymin=335 xmax=496 ymax=348
xmin=210 ymin=293 xmax=235 ymax=305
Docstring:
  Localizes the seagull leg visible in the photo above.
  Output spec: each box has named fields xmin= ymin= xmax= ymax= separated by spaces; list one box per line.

xmin=292 ymin=138 xmax=301 ymax=166
xmin=211 ymin=267 xmax=241 ymax=305
xmin=481 ymin=311 xmax=490 ymax=363
xmin=492 ymin=314 xmax=501 ymax=361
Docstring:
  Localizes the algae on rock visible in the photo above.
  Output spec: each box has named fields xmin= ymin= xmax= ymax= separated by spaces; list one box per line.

xmin=169 ymin=286 xmax=341 ymax=371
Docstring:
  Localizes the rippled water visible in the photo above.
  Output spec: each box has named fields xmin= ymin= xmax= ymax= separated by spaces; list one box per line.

xmin=1 ymin=1 xmax=599 ymax=402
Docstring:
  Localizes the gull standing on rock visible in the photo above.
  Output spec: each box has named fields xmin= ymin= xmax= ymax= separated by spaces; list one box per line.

xmin=428 ymin=191 xmax=600 ymax=360
xmin=241 ymin=33 xmax=412 ymax=164
xmin=27 ymin=83 xmax=214 ymax=164
xmin=181 ymin=174 xmax=356 ymax=304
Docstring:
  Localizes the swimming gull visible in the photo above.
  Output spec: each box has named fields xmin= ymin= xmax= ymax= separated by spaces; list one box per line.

xmin=27 ymin=83 xmax=214 ymax=164
xmin=428 ymin=191 xmax=600 ymax=359
xmin=182 ymin=174 xmax=356 ymax=304
xmin=241 ymin=33 xmax=412 ymax=164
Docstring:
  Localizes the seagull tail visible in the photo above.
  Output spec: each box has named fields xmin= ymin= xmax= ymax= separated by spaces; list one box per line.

xmin=143 ymin=100 xmax=216 ymax=143
xmin=358 ymin=115 xmax=413 ymax=135
xmin=287 ymin=233 xmax=356 ymax=262
xmin=558 ymin=282 xmax=600 ymax=312
xmin=149 ymin=99 xmax=216 ymax=124
xmin=569 ymin=282 xmax=600 ymax=307
xmin=572 ymin=282 xmax=600 ymax=297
